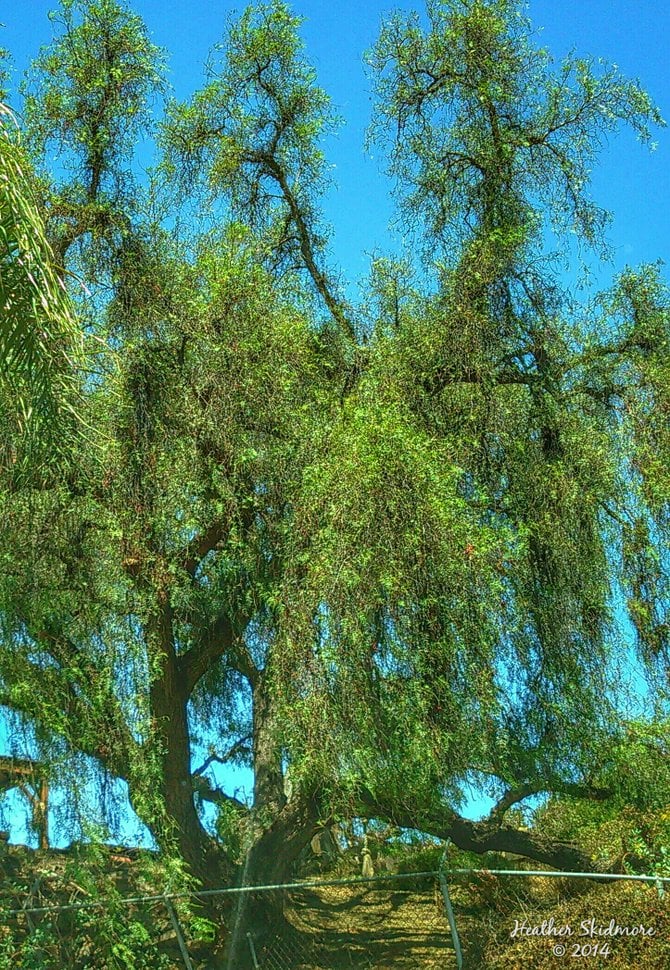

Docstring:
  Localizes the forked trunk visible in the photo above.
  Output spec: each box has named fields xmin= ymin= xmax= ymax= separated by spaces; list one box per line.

xmin=223 ymin=679 xmax=321 ymax=967
xmin=223 ymin=796 xmax=321 ymax=969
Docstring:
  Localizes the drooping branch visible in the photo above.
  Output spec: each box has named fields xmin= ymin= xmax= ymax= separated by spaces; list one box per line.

xmin=0 ymin=652 xmax=139 ymax=780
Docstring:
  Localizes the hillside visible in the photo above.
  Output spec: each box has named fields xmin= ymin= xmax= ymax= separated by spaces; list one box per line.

xmin=0 ymin=845 xmax=667 ymax=968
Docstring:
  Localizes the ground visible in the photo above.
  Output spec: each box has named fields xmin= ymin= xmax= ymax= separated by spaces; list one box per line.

xmin=0 ymin=845 xmax=667 ymax=968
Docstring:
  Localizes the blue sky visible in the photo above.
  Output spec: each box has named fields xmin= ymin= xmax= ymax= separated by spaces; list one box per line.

xmin=1 ymin=0 xmax=668 ymax=841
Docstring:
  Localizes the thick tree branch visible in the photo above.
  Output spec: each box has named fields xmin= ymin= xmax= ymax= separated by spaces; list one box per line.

xmin=488 ymin=782 xmax=613 ymax=825
xmin=179 ymin=612 xmax=258 ymax=695
xmin=260 ymin=152 xmax=356 ymax=342
xmin=181 ymin=520 xmax=228 ymax=577
xmin=192 ymin=774 xmax=249 ymax=814
xmin=358 ymin=790 xmax=605 ymax=873
xmin=489 ymin=784 xmax=542 ymax=823
xmin=424 ymin=363 xmax=539 ymax=398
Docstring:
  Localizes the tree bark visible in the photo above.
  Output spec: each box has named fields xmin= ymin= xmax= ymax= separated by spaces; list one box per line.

xmin=145 ymin=594 xmax=225 ymax=887
xmin=216 ymin=671 xmax=321 ymax=966
xmin=252 ymin=676 xmax=286 ymax=818
xmin=222 ymin=792 xmax=322 ymax=969
xmin=360 ymin=792 xmax=603 ymax=873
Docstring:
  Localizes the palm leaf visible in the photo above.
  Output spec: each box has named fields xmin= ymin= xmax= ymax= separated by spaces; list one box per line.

xmin=0 ymin=102 xmax=82 ymax=454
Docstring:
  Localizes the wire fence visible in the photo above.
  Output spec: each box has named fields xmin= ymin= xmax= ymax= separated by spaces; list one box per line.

xmin=1 ymin=866 xmax=668 ymax=969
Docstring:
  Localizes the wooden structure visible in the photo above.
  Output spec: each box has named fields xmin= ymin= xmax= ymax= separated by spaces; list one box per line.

xmin=0 ymin=756 xmax=49 ymax=849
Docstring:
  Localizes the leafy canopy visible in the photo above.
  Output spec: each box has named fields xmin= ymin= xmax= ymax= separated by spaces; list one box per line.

xmin=0 ymin=0 xmax=667 ymax=886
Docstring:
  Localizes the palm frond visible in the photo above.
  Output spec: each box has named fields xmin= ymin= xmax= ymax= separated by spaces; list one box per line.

xmin=0 ymin=102 xmax=82 ymax=453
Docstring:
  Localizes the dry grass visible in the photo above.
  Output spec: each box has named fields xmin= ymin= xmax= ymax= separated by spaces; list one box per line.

xmin=468 ymin=879 xmax=669 ymax=970
xmin=261 ymin=875 xmax=669 ymax=970
xmin=282 ymin=883 xmax=455 ymax=968
xmin=1 ymin=846 xmax=668 ymax=968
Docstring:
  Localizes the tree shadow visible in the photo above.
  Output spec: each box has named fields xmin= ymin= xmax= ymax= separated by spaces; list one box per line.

xmin=255 ymin=885 xmax=456 ymax=969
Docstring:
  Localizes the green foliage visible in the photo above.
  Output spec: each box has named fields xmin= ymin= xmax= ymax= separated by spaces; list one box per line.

xmin=0 ymin=847 xmax=186 ymax=968
xmin=0 ymin=108 xmax=82 ymax=462
xmin=24 ymin=0 xmax=163 ymax=182
xmin=0 ymin=0 xmax=668 ymax=932
xmin=532 ymin=720 xmax=670 ymax=875
xmin=162 ymin=0 xmax=353 ymax=335
xmin=368 ymin=0 xmax=663 ymax=256
xmin=0 ymin=50 xmax=10 ymax=102
xmin=163 ymin=0 xmax=334 ymax=226
xmin=22 ymin=0 xmax=164 ymax=269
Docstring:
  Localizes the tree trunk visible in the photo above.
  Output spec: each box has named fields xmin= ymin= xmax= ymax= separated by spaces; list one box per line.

xmin=223 ymin=679 xmax=322 ymax=967
xmin=223 ymin=794 xmax=322 ymax=969
xmin=152 ymin=688 xmax=214 ymax=882
xmin=252 ymin=677 xmax=286 ymax=819
xmin=144 ymin=595 xmax=229 ymax=888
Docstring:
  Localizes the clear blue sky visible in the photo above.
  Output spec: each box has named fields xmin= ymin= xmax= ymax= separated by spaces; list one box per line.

xmin=1 ymin=0 xmax=668 ymax=840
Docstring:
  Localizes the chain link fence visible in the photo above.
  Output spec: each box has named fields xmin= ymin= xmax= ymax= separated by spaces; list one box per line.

xmin=0 ymin=870 xmax=456 ymax=969
xmin=238 ymin=874 xmax=454 ymax=969
xmin=2 ymin=868 xmax=668 ymax=969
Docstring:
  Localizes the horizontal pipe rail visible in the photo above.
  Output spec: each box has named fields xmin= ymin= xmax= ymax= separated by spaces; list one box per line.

xmin=2 ymin=867 xmax=669 ymax=916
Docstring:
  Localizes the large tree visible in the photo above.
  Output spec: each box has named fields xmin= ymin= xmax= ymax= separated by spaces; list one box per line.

xmin=1 ymin=0 xmax=669 ymax=961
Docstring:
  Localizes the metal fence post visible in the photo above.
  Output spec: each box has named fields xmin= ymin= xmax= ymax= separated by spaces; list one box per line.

xmin=247 ymin=931 xmax=260 ymax=968
xmin=163 ymin=895 xmax=196 ymax=970
xmin=439 ymin=844 xmax=464 ymax=970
